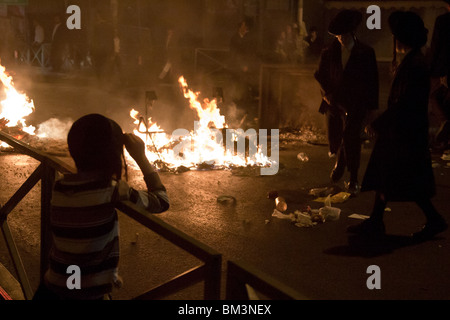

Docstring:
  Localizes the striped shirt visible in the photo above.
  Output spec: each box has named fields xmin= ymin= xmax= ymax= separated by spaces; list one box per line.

xmin=44 ymin=172 xmax=169 ymax=300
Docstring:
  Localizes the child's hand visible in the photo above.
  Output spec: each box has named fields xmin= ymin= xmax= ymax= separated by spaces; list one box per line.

xmin=124 ymin=134 xmax=147 ymax=162
xmin=124 ymin=134 xmax=156 ymax=175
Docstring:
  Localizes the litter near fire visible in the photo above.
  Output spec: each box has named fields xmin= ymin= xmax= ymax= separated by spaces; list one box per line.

xmin=314 ymin=192 xmax=351 ymax=204
xmin=297 ymin=152 xmax=309 ymax=162
xmin=270 ymin=188 xmax=343 ymax=229
xmin=271 ymin=204 xmax=342 ymax=228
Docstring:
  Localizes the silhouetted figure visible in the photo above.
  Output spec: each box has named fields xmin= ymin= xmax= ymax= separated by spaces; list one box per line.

xmin=91 ymin=11 xmax=114 ymax=81
xmin=430 ymin=0 xmax=450 ymax=145
xmin=50 ymin=15 xmax=67 ymax=72
xmin=229 ymin=18 xmax=259 ymax=120
xmin=158 ymin=26 xmax=180 ymax=83
xmin=348 ymin=11 xmax=448 ymax=241
xmin=305 ymin=26 xmax=323 ymax=63
xmin=32 ymin=19 xmax=45 ymax=48
xmin=314 ymin=10 xmax=379 ymax=196
xmin=33 ymin=114 xmax=169 ymax=300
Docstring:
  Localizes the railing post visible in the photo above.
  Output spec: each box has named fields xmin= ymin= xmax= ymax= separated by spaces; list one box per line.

xmin=40 ymin=159 xmax=55 ymax=282
xmin=203 ymin=254 xmax=222 ymax=300
xmin=0 ymin=220 xmax=34 ymax=300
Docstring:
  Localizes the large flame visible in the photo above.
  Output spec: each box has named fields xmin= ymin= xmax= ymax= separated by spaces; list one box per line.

xmin=0 ymin=63 xmax=35 ymax=135
xmin=129 ymin=76 xmax=273 ymax=171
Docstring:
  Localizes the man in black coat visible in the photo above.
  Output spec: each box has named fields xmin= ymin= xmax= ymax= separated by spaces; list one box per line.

xmin=430 ymin=0 xmax=450 ymax=144
xmin=315 ymin=10 xmax=379 ymax=195
xmin=348 ymin=11 xmax=448 ymax=241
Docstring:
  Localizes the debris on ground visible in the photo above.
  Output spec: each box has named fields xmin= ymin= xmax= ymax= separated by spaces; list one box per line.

xmin=275 ymin=197 xmax=287 ymax=212
xmin=309 ymin=187 xmax=337 ymax=197
xmin=297 ymin=152 xmax=309 ymax=162
xmin=217 ymin=195 xmax=237 ymax=206
xmin=279 ymin=127 xmax=327 ymax=146
xmin=272 ymin=209 xmax=295 ymax=221
xmin=348 ymin=214 xmax=370 ymax=220
xmin=314 ymin=192 xmax=351 ymax=204
xmin=271 ymin=203 xmax=342 ymax=228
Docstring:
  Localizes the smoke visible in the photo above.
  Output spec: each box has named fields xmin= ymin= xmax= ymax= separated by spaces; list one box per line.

xmin=36 ymin=118 xmax=73 ymax=140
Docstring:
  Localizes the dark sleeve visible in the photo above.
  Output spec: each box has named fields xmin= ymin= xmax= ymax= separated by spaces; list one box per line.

xmin=365 ymin=47 xmax=379 ymax=111
xmin=429 ymin=16 xmax=447 ymax=77
xmin=372 ymin=63 xmax=429 ymax=136
xmin=314 ymin=48 xmax=333 ymax=94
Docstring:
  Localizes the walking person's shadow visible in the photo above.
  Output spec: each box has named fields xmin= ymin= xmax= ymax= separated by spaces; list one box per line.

xmin=324 ymin=233 xmax=444 ymax=258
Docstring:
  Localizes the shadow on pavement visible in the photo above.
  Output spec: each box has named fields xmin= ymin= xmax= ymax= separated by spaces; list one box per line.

xmin=323 ymin=234 xmax=445 ymax=258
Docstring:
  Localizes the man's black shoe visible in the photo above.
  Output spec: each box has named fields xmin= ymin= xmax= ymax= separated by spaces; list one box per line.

xmin=345 ymin=181 xmax=360 ymax=197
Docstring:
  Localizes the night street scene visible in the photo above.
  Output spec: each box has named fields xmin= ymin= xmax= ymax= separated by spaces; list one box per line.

xmin=0 ymin=0 xmax=450 ymax=309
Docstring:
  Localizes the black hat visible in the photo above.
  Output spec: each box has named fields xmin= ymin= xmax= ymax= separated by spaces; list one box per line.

xmin=328 ymin=10 xmax=363 ymax=35
xmin=389 ymin=11 xmax=428 ymax=48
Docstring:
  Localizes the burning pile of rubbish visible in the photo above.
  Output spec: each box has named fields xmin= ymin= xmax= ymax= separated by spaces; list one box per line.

xmin=0 ymin=63 xmax=277 ymax=174
xmin=0 ymin=63 xmax=71 ymax=156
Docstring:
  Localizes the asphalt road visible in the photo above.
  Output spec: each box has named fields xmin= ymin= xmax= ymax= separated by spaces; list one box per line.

xmin=0 ymin=64 xmax=449 ymax=301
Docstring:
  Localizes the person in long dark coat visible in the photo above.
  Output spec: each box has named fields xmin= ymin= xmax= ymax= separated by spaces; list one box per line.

xmin=348 ymin=11 xmax=448 ymax=241
xmin=429 ymin=0 xmax=450 ymax=144
xmin=315 ymin=10 xmax=379 ymax=195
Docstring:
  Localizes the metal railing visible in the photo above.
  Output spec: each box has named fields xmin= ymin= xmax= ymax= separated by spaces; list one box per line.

xmin=194 ymin=48 xmax=230 ymax=76
xmin=0 ymin=131 xmax=221 ymax=300
xmin=226 ymin=260 xmax=307 ymax=300
xmin=0 ymin=130 xmax=306 ymax=301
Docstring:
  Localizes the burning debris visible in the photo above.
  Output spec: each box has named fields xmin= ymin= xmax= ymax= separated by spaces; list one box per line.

xmin=0 ymin=62 xmax=277 ymax=174
xmin=0 ymin=63 xmax=73 ymax=156
xmin=128 ymin=76 xmax=277 ymax=174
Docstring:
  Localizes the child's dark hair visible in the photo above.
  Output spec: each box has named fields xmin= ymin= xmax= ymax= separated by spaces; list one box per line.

xmin=68 ymin=114 xmax=127 ymax=180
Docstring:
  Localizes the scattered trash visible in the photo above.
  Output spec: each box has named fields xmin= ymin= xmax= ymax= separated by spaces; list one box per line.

xmin=441 ymin=154 xmax=450 ymax=161
xmin=272 ymin=202 xmax=341 ymax=228
xmin=348 ymin=214 xmax=370 ymax=220
xmin=309 ymin=187 xmax=335 ymax=197
xmin=275 ymin=197 xmax=288 ymax=212
xmin=314 ymin=192 xmax=351 ymax=204
xmin=198 ymin=162 xmax=215 ymax=170
xmin=294 ymin=211 xmax=316 ymax=228
xmin=176 ymin=165 xmax=190 ymax=174
xmin=297 ymin=152 xmax=309 ymax=162
xmin=272 ymin=209 xmax=295 ymax=220
xmin=384 ymin=207 xmax=392 ymax=212
xmin=319 ymin=206 xmax=341 ymax=221
xmin=432 ymin=162 xmax=440 ymax=169
xmin=217 ymin=195 xmax=237 ymax=206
